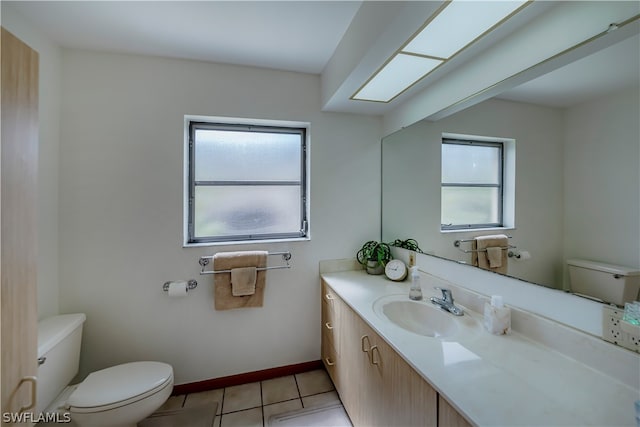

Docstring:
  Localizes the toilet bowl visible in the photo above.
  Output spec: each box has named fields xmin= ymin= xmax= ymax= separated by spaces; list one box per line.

xmin=67 ymin=361 xmax=173 ymax=427
xmin=37 ymin=314 xmax=174 ymax=427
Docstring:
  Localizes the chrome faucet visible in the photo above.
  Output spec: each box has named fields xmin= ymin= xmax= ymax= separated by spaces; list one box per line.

xmin=430 ymin=287 xmax=464 ymax=316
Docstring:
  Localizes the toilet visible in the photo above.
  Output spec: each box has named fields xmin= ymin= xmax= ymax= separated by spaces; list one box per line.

xmin=37 ymin=313 xmax=173 ymax=427
xmin=567 ymin=259 xmax=640 ymax=306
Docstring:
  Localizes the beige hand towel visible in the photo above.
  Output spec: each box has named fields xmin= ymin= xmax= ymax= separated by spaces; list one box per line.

xmin=473 ymin=234 xmax=509 ymax=274
xmin=486 ymin=247 xmax=503 ymax=268
xmin=213 ymin=251 xmax=267 ymax=310
xmin=231 ymin=267 xmax=257 ymax=296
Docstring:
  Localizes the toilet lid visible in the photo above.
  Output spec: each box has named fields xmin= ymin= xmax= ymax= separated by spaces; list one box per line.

xmin=67 ymin=361 xmax=173 ymax=409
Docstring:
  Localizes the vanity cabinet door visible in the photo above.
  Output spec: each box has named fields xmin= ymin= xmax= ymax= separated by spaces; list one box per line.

xmin=336 ymin=295 xmax=369 ymax=425
xmin=322 ymin=282 xmax=444 ymax=426
xmin=362 ymin=320 xmax=438 ymax=427
xmin=336 ymin=296 xmax=437 ymax=426
xmin=438 ymin=395 xmax=473 ymax=427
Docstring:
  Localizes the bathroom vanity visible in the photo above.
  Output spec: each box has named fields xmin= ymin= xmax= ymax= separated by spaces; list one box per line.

xmin=320 ymin=268 xmax=640 ymax=426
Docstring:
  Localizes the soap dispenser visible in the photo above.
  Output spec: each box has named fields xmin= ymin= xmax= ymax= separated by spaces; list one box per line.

xmin=484 ymin=295 xmax=511 ymax=335
xmin=409 ymin=266 xmax=423 ymax=301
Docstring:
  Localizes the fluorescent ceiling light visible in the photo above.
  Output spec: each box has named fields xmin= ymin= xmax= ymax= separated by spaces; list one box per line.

xmin=403 ymin=0 xmax=528 ymax=59
xmin=353 ymin=54 xmax=443 ymax=102
xmin=352 ymin=0 xmax=529 ymax=104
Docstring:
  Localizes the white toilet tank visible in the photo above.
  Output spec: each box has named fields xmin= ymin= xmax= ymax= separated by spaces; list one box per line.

xmin=36 ymin=313 xmax=86 ymax=414
xmin=567 ymin=259 xmax=640 ymax=306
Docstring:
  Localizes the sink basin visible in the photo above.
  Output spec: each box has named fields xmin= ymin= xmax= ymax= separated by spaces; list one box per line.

xmin=373 ymin=295 xmax=479 ymax=339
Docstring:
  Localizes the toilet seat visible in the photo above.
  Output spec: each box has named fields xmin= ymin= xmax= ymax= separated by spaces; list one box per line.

xmin=68 ymin=361 xmax=173 ymax=413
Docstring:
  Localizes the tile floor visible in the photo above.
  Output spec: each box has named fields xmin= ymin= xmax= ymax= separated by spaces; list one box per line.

xmin=153 ymin=369 xmax=344 ymax=427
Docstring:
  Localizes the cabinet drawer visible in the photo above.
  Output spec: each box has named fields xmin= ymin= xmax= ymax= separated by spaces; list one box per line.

xmin=321 ymin=299 xmax=339 ymax=348
xmin=322 ymin=282 xmax=339 ymax=310
xmin=321 ymin=327 xmax=339 ymax=388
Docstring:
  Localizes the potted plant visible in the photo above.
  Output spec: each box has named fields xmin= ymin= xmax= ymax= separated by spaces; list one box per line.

xmin=389 ymin=238 xmax=424 ymax=253
xmin=356 ymin=240 xmax=392 ymax=275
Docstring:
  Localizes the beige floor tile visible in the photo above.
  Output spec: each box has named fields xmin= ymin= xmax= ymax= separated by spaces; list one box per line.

xmin=263 ymin=398 xmax=303 ymax=423
xmin=220 ymin=407 xmax=263 ymax=427
xmin=140 ymin=404 xmax=216 ymax=427
xmin=295 ymin=370 xmax=334 ymax=397
xmin=185 ymin=389 xmax=224 ymax=414
xmin=222 ymin=382 xmax=262 ymax=413
xmin=155 ymin=394 xmax=185 ymax=412
xmin=302 ymin=390 xmax=341 ymax=408
xmin=262 ymin=375 xmax=299 ymax=405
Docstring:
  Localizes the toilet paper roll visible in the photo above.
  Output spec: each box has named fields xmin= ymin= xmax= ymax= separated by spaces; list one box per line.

xmin=518 ymin=251 xmax=532 ymax=260
xmin=167 ymin=281 xmax=188 ymax=297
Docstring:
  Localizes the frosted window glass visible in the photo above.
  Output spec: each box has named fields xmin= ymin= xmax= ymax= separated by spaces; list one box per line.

xmin=194 ymin=186 xmax=301 ymax=238
xmin=441 ymin=187 xmax=499 ymax=225
xmin=188 ymin=120 xmax=307 ymax=243
xmin=195 ymin=129 xmax=301 ymax=182
xmin=442 ymin=143 xmax=500 ymax=184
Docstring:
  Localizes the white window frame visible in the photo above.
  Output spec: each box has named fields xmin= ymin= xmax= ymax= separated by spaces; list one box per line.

xmin=441 ymin=132 xmax=515 ymax=233
xmin=183 ymin=115 xmax=310 ymax=246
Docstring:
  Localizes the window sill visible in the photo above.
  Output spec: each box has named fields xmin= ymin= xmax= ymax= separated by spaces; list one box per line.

xmin=440 ymin=226 xmax=515 ymax=234
xmin=183 ymin=236 xmax=310 ymax=248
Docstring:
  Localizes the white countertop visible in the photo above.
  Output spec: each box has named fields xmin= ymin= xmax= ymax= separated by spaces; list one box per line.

xmin=321 ymin=270 xmax=640 ymax=427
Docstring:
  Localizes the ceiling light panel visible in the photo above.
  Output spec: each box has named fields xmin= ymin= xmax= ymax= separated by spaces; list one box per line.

xmin=403 ymin=0 xmax=528 ymax=59
xmin=353 ymin=53 xmax=443 ymax=102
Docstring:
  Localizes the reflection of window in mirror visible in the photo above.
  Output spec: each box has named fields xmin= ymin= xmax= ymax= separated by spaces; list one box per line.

xmin=441 ymin=134 xmax=515 ymax=232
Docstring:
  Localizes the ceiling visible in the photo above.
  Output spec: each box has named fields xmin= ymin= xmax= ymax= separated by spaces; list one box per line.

xmin=5 ymin=1 xmax=362 ymax=74
xmin=5 ymin=1 xmax=640 ymax=117
xmin=497 ymin=33 xmax=640 ymax=107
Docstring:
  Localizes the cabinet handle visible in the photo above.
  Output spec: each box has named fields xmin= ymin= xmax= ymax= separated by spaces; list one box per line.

xmin=325 ymin=293 xmax=334 ymax=301
xmin=370 ymin=345 xmax=381 ymax=366
xmin=325 ymin=322 xmax=333 ymax=330
xmin=361 ymin=335 xmax=371 ymax=353
xmin=324 ymin=357 xmax=335 ymax=366
xmin=18 ymin=376 xmax=37 ymax=413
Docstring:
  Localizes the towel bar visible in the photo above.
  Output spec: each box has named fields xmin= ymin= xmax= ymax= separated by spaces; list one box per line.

xmin=198 ymin=251 xmax=292 ymax=275
xmin=455 ymin=245 xmax=516 ymax=254
xmin=454 ymin=236 xmax=512 ymax=247
xmin=453 ymin=237 xmax=515 ymax=254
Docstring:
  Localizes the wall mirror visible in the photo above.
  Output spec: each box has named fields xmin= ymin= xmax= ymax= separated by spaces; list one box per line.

xmin=381 ymin=33 xmax=639 ymax=290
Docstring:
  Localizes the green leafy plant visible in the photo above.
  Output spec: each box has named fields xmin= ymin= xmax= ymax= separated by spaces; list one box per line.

xmin=356 ymin=240 xmax=392 ymax=273
xmin=388 ymin=238 xmax=424 ymax=253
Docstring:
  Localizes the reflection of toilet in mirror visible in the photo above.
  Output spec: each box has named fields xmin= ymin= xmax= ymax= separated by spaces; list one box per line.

xmin=37 ymin=314 xmax=173 ymax=427
xmin=567 ymin=259 xmax=640 ymax=306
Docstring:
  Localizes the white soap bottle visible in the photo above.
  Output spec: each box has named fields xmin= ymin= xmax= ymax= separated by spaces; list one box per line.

xmin=484 ymin=295 xmax=511 ymax=335
xmin=409 ymin=266 xmax=423 ymax=301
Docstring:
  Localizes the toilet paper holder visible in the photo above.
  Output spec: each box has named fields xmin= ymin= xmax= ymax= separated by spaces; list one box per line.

xmin=163 ymin=280 xmax=198 ymax=292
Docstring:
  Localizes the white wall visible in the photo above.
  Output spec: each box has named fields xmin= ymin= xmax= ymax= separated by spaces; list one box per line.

xmin=382 ymin=98 xmax=565 ymax=288
xmin=58 ymin=49 xmax=381 ymax=384
xmin=1 ymin=5 xmax=62 ymax=319
xmin=564 ymin=87 xmax=640 ymax=268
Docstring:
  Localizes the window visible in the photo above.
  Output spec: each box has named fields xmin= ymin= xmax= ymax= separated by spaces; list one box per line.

xmin=186 ymin=119 xmax=308 ymax=244
xmin=441 ymin=138 xmax=503 ymax=230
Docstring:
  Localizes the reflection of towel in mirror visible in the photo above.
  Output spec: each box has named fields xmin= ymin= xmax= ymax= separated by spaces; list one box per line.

xmin=213 ymin=251 xmax=267 ymax=310
xmin=472 ymin=235 xmax=508 ymax=274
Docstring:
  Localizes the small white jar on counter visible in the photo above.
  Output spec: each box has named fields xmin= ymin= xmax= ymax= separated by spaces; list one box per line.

xmin=484 ymin=295 xmax=511 ymax=335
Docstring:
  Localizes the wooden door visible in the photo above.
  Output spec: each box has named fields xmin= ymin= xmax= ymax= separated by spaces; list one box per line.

xmin=438 ymin=395 xmax=473 ymax=427
xmin=337 ymin=302 xmax=368 ymax=426
xmin=1 ymin=27 xmax=39 ymax=425
xmin=339 ymin=300 xmax=438 ymax=427
xmin=373 ymin=331 xmax=438 ymax=426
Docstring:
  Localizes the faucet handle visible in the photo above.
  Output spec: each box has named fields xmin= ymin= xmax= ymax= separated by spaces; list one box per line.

xmin=435 ymin=287 xmax=453 ymax=303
